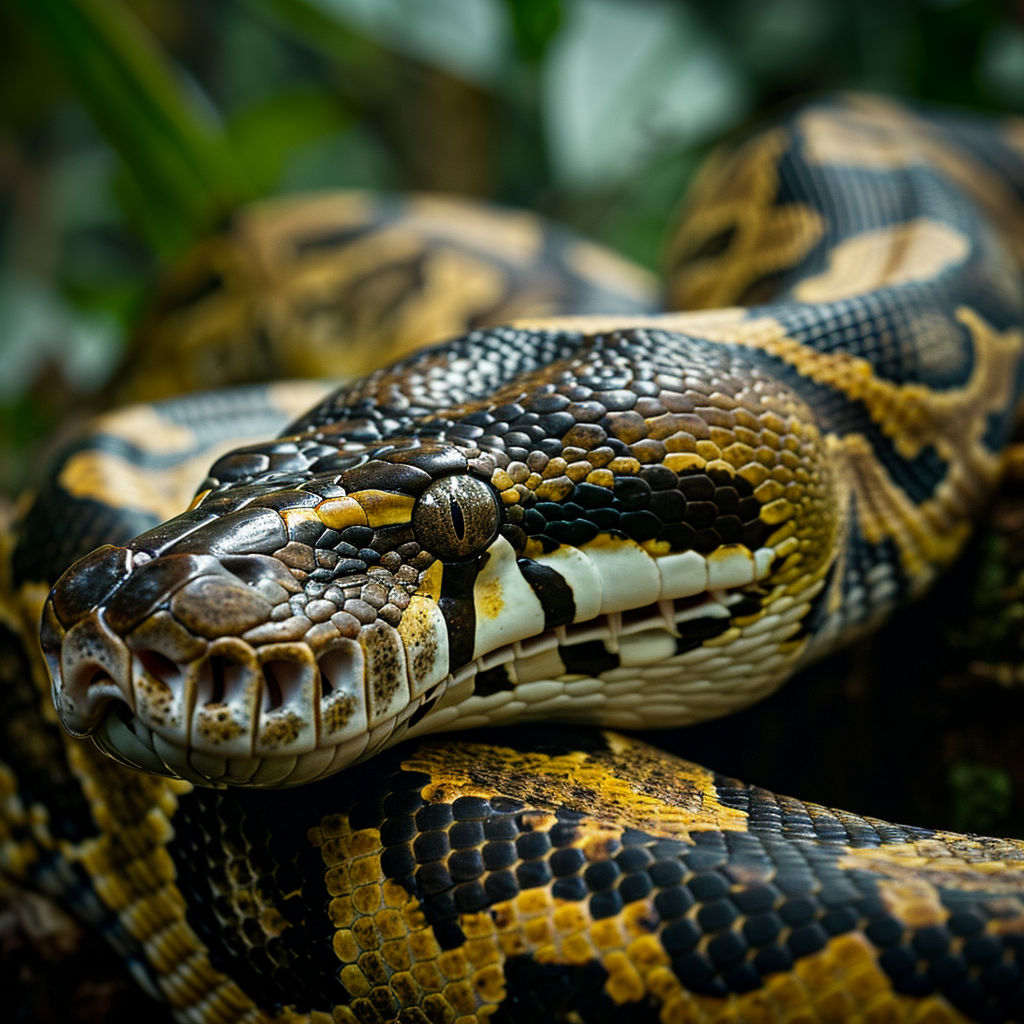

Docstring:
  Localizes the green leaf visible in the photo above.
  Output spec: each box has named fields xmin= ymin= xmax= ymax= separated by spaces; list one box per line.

xmin=503 ymin=0 xmax=562 ymax=63
xmin=281 ymin=0 xmax=509 ymax=86
xmin=0 ymin=5 xmax=65 ymax=131
xmin=227 ymin=89 xmax=352 ymax=196
xmin=949 ymin=761 xmax=1014 ymax=835
xmin=110 ymin=160 xmax=201 ymax=259
xmin=11 ymin=0 xmax=245 ymax=257
xmin=0 ymin=271 xmax=121 ymax=402
xmin=544 ymin=0 xmax=749 ymax=185
xmin=243 ymin=0 xmax=389 ymax=73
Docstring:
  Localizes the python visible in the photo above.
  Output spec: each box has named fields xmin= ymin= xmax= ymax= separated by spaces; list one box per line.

xmin=3 ymin=94 xmax=1024 ymax=1023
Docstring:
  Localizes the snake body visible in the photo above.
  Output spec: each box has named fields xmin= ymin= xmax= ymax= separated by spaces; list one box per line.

xmin=5 ymin=94 xmax=1024 ymax=1022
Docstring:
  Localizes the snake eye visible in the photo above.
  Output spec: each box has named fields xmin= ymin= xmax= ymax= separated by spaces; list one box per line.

xmin=412 ymin=475 xmax=501 ymax=561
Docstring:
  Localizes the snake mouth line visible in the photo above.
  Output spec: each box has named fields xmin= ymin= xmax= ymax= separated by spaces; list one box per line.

xmin=79 ymin=583 xmax=784 ymax=788
xmin=91 ymin=684 xmax=445 ymax=787
xmin=45 ymin=519 xmax=795 ymax=787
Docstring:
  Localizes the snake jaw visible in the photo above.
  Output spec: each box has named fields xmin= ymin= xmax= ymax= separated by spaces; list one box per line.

xmin=40 ymin=545 xmax=137 ymax=737
xmin=43 ymin=457 xmax=829 ymax=788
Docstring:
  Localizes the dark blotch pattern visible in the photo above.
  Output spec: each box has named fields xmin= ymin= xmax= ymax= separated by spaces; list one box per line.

xmin=146 ymin=712 xmax=1024 ymax=1024
xmin=164 ymin=728 xmax=1024 ymax=1022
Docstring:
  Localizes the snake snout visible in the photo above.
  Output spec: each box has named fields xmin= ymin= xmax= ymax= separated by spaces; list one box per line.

xmin=41 ymin=448 xmax=490 ymax=785
xmin=49 ymin=608 xmax=135 ymax=737
xmin=43 ymin=544 xmax=139 ymax=736
xmin=42 ymin=494 xmax=447 ymax=786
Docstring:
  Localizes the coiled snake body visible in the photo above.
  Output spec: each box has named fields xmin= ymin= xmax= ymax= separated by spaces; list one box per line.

xmin=5 ymin=95 xmax=1024 ymax=1023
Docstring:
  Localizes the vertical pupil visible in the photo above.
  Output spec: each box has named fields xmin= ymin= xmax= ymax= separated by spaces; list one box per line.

xmin=449 ymin=497 xmax=466 ymax=540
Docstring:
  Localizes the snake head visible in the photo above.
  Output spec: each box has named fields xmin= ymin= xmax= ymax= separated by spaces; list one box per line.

xmin=42 ymin=328 xmax=843 ymax=787
xmin=40 ymin=436 xmax=509 ymax=786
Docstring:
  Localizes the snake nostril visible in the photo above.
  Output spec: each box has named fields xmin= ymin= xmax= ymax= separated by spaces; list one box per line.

xmin=83 ymin=665 xmax=116 ymax=691
xmin=60 ymin=660 xmax=130 ymax=735
xmin=55 ymin=609 xmax=134 ymax=735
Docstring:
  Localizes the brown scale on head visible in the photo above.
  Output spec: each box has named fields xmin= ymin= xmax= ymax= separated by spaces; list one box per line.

xmin=41 ymin=324 xmax=841 ymax=789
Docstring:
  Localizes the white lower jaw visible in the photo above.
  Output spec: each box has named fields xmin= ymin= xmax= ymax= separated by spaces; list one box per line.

xmin=469 ymin=536 xmax=776 ymax=662
xmin=93 ymin=678 xmax=448 ymax=789
xmin=404 ymin=581 xmax=819 ymax=739
xmin=93 ymin=570 xmax=814 ymax=788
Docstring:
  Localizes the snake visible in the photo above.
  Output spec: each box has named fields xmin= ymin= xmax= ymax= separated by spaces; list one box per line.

xmin=5 ymin=93 xmax=1024 ymax=1023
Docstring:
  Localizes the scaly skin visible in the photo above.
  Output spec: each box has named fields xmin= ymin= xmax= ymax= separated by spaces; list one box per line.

xmin=3 ymin=95 xmax=1024 ymax=1022
xmin=39 ymin=95 xmax=1024 ymax=788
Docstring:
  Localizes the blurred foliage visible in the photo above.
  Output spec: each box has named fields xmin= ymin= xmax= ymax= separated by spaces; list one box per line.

xmin=16 ymin=0 xmax=245 ymax=256
xmin=949 ymin=761 xmax=1016 ymax=835
xmin=506 ymin=0 xmax=563 ymax=62
xmin=3 ymin=0 xmax=1024 ymax=493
